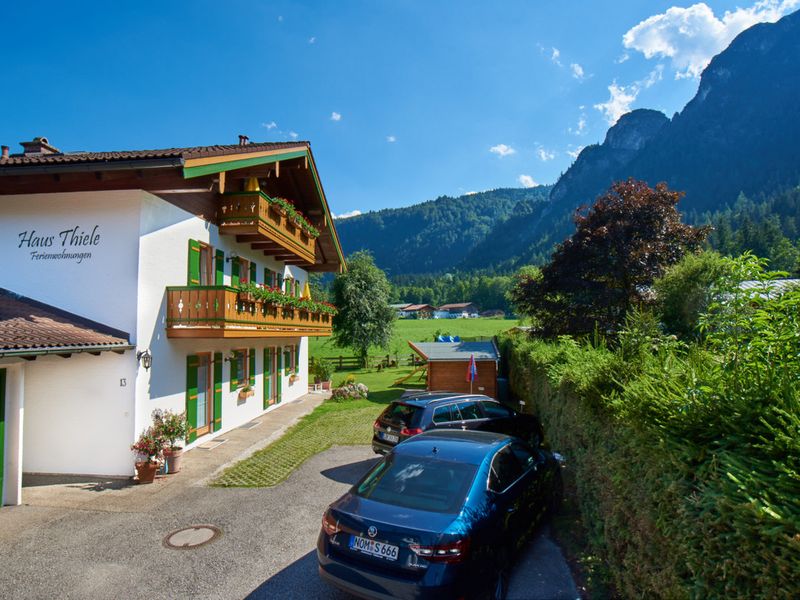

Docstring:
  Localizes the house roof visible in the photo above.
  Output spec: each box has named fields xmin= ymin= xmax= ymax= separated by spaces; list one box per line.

xmin=404 ymin=304 xmax=434 ymax=311
xmin=438 ymin=303 xmax=477 ymax=311
xmin=408 ymin=341 xmax=499 ymax=362
xmin=739 ymin=279 xmax=800 ymax=295
xmin=390 ymin=303 xmax=412 ymax=309
xmin=0 ymin=141 xmax=308 ymax=167
xmin=0 ymin=289 xmax=132 ymax=357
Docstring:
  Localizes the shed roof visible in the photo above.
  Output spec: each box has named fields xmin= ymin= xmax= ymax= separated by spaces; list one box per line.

xmin=0 ymin=289 xmax=132 ymax=357
xmin=409 ymin=341 xmax=499 ymax=362
xmin=438 ymin=303 xmax=478 ymax=311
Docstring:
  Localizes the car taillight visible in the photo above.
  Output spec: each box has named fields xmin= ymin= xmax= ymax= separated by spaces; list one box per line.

xmin=410 ymin=538 xmax=470 ymax=563
xmin=321 ymin=511 xmax=341 ymax=536
xmin=373 ymin=419 xmax=381 ymax=430
xmin=400 ymin=427 xmax=423 ymax=436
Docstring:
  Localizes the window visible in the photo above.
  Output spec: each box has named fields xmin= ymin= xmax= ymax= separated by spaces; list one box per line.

xmin=455 ymin=400 xmax=483 ymax=421
xmin=432 ymin=404 xmax=456 ymax=424
xmin=481 ymin=401 xmax=513 ymax=419
xmin=239 ymin=258 xmax=251 ymax=284
xmin=509 ymin=443 xmax=538 ymax=471
xmin=188 ymin=239 xmax=214 ymax=286
xmin=283 ymin=346 xmax=293 ymax=375
xmin=230 ymin=349 xmax=249 ymax=390
xmin=380 ymin=402 xmax=422 ymax=428
xmin=356 ymin=455 xmax=479 ymax=514
xmin=488 ymin=447 xmax=523 ymax=493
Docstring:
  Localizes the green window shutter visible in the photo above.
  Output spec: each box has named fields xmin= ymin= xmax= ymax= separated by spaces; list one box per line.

xmin=263 ymin=268 xmax=270 ymax=289
xmin=295 ymin=344 xmax=300 ymax=374
xmin=0 ymin=368 xmax=6 ymax=499
xmin=276 ymin=347 xmax=282 ymax=403
xmin=284 ymin=347 xmax=292 ymax=375
xmin=263 ymin=348 xmax=271 ymax=409
xmin=213 ymin=353 xmax=223 ymax=432
xmin=187 ymin=240 xmax=201 ymax=286
xmin=249 ymin=348 xmax=256 ymax=387
xmin=231 ymin=259 xmax=240 ymax=288
xmin=186 ymin=355 xmax=199 ymax=443
xmin=250 ymin=262 xmax=257 ymax=285
xmin=229 ymin=353 xmax=238 ymax=391
xmin=215 ymin=250 xmax=225 ymax=286
xmin=277 ymin=273 xmax=283 ymax=292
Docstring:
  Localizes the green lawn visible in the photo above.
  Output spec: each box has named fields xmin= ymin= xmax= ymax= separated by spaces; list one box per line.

xmin=212 ymin=318 xmax=516 ymax=488
xmin=310 ymin=317 xmax=520 ymax=362
xmin=211 ymin=365 xmax=424 ymax=487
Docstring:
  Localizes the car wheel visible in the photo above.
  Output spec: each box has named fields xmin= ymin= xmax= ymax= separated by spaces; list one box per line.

xmin=489 ymin=548 xmax=510 ymax=600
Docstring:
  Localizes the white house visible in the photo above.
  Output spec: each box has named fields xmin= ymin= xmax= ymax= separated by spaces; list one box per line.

xmin=0 ymin=137 xmax=345 ymax=506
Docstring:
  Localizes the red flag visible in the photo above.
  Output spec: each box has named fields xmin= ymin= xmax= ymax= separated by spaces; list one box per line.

xmin=466 ymin=354 xmax=477 ymax=382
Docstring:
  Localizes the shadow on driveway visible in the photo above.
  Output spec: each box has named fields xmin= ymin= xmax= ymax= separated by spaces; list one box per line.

xmin=320 ymin=456 xmax=380 ymax=485
xmin=246 ymin=550 xmax=352 ymax=600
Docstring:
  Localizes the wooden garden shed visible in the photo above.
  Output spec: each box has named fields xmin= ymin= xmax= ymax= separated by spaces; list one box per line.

xmin=408 ymin=340 xmax=500 ymax=398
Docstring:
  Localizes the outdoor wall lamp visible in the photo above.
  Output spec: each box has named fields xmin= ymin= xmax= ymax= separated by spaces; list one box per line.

xmin=226 ymin=253 xmax=239 ymax=263
xmin=137 ymin=349 xmax=153 ymax=371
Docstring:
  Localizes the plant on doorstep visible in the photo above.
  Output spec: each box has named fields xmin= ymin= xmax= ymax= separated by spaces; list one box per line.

xmin=130 ymin=427 xmax=166 ymax=484
xmin=152 ymin=409 xmax=188 ymax=474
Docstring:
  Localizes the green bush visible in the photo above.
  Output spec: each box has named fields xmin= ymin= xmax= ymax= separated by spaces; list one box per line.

xmin=504 ymin=256 xmax=800 ymax=598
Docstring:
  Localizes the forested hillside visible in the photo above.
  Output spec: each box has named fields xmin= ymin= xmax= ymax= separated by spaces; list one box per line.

xmin=334 ymin=186 xmax=551 ymax=275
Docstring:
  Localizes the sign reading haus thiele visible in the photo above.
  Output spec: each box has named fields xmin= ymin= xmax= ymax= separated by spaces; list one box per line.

xmin=18 ymin=225 xmax=101 ymax=264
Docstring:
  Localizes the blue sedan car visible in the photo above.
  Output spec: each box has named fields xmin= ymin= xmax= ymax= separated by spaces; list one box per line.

xmin=317 ymin=430 xmax=562 ymax=600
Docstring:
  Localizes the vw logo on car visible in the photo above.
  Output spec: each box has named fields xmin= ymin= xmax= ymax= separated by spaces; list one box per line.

xmin=367 ymin=526 xmax=378 ymax=538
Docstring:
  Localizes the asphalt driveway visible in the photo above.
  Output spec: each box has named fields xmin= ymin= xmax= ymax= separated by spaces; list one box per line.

xmin=0 ymin=444 xmax=577 ymax=599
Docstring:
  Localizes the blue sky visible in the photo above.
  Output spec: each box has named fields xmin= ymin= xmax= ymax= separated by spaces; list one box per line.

xmin=3 ymin=1 xmax=797 ymax=216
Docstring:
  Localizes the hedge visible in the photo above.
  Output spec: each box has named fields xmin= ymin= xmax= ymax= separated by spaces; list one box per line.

xmin=502 ymin=330 xmax=799 ymax=599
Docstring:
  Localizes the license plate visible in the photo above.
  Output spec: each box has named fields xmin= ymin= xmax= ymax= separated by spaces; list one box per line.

xmin=350 ymin=535 xmax=399 ymax=561
xmin=380 ymin=432 xmax=399 ymax=443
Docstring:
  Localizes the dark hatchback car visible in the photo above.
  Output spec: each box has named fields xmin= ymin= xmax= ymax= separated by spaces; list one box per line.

xmin=372 ymin=392 xmax=544 ymax=455
xmin=318 ymin=430 xmax=562 ymax=600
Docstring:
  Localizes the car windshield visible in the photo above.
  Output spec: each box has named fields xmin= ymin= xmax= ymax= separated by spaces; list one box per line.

xmin=355 ymin=454 xmax=478 ymax=514
xmin=380 ymin=402 xmax=421 ymax=427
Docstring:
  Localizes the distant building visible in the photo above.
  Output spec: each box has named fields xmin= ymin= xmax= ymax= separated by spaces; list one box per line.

xmin=480 ymin=309 xmax=505 ymax=318
xmin=437 ymin=302 xmax=480 ymax=319
xmin=390 ymin=303 xmax=412 ymax=318
xmin=402 ymin=304 xmax=435 ymax=319
xmin=409 ymin=340 xmax=500 ymax=398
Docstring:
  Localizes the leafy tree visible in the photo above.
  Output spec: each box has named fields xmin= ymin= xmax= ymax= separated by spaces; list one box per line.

xmin=653 ymin=251 xmax=735 ymax=339
xmin=506 ymin=265 xmax=542 ymax=321
xmin=514 ymin=179 xmax=709 ymax=336
xmin=331 ymin=251 xmax=395 ymax=367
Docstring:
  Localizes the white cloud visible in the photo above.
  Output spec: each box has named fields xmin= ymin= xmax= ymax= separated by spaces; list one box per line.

xmin=641 ymin=64 xmax=664 ymax=88
xmin=386 ymin=135 xmax=396 ymax=143
xmin=623 ymin=1 xmax=799 ymax=79
xmin=288 ymin=131 xmax=299 ymax=140
xmin=489 ymin=143 xmax=516 ymax=158
xmin=569 ymin=115 xmax=587 ymax=135
xmin=333 ymin=209 xmax=362 ymax=220
xmin=567 ymin=146 xmax=586 ymax=159
xmin=518 ymin=175 xmax=538 ymax=188
xmin=261 ymin=121 xmax=277 ymax=130
xmin=594 ymin=81 xmax=639 ymax=125
xmin=308 ymin=36 xmax=316 ymax=44
xmin=570 ymin=63 xmax=585 ymax=80
xmin=616 ymin=52 xmax=630 ymax=64
xmin=464 ymin=190 xmax=479 ymax=196
xmin=550 ymin=47 xmax=562 ymax=66
xmin=330 ymin=111 xmax=342 ymax=121
xmin=536 ymin=147 xmax=556 ymax=161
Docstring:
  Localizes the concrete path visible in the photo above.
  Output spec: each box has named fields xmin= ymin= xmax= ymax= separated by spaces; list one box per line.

xmin=0 ymin=392 xmax=578 ymax=600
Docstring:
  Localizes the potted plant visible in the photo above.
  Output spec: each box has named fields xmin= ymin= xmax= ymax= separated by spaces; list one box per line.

xmin=237 ymin=282 xmax=258 ymax=303
xmin=130 ymin=426 xmax=165 ymax=484
xmin=152 ymin=409 xmax=188 ymax=474
xmin=312 ymin=359 xmax=333 ymax=390
xmin=238 ymin=385 xmax=254 ymax=401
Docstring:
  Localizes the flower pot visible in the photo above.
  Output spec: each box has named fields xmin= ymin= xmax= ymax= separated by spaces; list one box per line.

xmin=238 ymin=291 xmax=255 ymax=303
xmin=164 ymin=448 xmax=184 ymax=474
xmin=135 ymin=460 xmax=159 ymax=484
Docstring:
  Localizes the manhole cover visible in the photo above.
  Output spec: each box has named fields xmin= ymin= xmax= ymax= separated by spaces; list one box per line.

xmin=163 ymin=525 xmax=222 ymax=549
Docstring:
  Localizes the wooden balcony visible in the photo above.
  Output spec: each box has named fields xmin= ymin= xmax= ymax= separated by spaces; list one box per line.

xmin=165 ymin=286 xmax=333 ymax=338
xmin=218 ymin=191 xmax=316 ymax=265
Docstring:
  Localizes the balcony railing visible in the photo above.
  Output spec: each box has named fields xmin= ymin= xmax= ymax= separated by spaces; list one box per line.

xmin=165 ymin=286 xmax=333 ymax=338
xmin=218 ymin=191 xmax=316 ymax=264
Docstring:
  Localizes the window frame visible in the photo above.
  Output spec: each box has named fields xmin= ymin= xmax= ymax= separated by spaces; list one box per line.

xmin=487 ymin=446 xmax=525 ymax=494
xmin=231 ymin=348 xmax=250 ymax=389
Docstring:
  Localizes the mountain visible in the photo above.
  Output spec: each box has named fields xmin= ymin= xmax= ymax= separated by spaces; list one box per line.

xmin=552 ymin=9 xmax=800 ymax=221
xmin=336 ymin=10 xmax=800 ymax=277
xmin=334 ymin=186 xmax=551 ymax=275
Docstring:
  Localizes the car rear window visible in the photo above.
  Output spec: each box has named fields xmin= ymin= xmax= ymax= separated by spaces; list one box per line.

xmin=455 ymin=400 xmax=483 ymax=421
xmin=432 ymin=404 xmax=456 ymax=423
xmin=380 ymin=402 xmax=422 ymax=427
xmin=355 ymin=455 xmax=478 ymax=514
xmin=481 ymin=401 xmax=512 ymax=419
